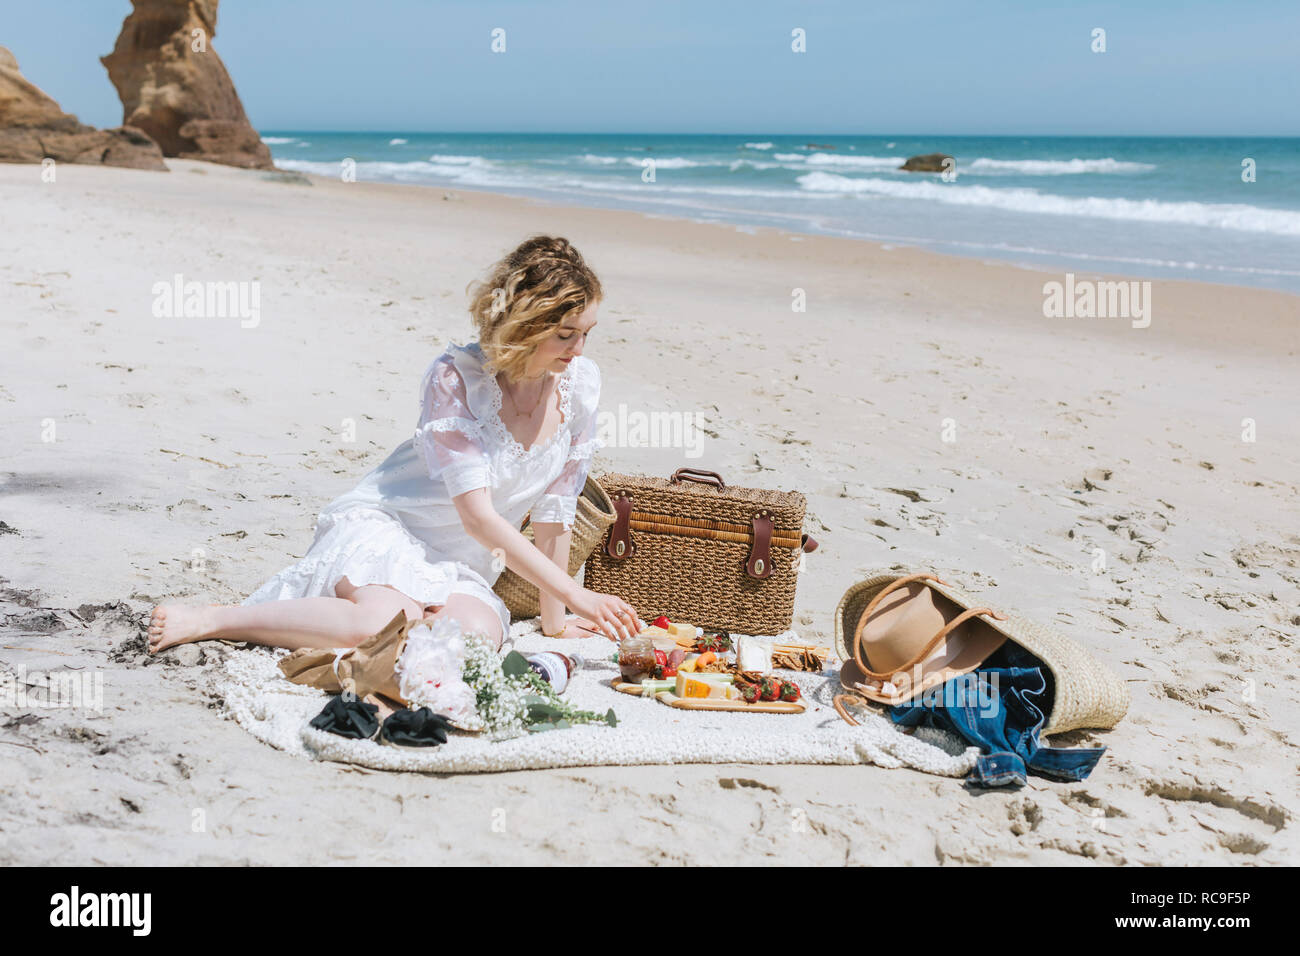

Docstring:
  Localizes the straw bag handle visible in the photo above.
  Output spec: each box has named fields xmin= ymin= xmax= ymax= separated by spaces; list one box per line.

xmin=669 ymin=468 xmax=726 ymax=489
xmin=851 ymin=574 xmax=1005 ymax=682
xmin=832 ymin=600 xmax=1003 ymax=728
xmin=833 ymin=585 xmax=1006 ymax=727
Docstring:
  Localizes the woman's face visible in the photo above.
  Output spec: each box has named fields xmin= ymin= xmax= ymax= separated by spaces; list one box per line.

xmin=525 ymin=302 xmax=598 ymax=378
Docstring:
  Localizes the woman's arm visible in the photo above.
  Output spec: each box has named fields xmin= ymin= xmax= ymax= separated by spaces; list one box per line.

xmin=530 ymin=521 xmax=572 ymax=636
xmin=451 ymin=488 xmax=639 ymax=641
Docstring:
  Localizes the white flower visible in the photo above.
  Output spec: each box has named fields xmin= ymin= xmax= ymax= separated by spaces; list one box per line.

xmin=396 ymin=616 xmax=478 ymax=726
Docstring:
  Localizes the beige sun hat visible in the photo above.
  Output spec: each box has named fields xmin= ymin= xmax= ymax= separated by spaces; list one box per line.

xmin=833 ymin=572 xmax=1129 ymax=735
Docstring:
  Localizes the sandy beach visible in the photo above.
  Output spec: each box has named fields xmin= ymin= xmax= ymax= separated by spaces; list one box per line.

xmin=1 ymin=158 xmax=1297 ymax=865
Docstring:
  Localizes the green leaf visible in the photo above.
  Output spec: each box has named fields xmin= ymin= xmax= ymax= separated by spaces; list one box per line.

xmin=526 ymin=701 xmax=564 ymax=719
xmin=604 ymin=708 xmax=619 ymax=727
xmin=501 ymin=650 xmax=530 ymax=678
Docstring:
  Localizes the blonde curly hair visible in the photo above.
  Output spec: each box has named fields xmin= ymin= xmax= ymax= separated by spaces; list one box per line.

xmin=466 ymin=235 xmax=603 ymax=383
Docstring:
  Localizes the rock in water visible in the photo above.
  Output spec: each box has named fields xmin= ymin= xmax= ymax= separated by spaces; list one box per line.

xmin=101 ymin=0 xmax=273 ymax=169
xmin=899 ymin=153 xmax=953 ymax=173
xmin=0 ymin=45 xmax=166 ymax=169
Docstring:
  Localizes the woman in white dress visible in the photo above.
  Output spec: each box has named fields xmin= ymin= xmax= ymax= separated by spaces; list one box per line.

xmin=148 ymin=236 xmax=642 ymax=653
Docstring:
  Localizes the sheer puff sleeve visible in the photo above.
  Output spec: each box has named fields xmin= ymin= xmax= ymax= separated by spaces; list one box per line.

xmin=413 ymin=355 xmax=491 ymax=498
xmin=530 ymin=358 xmax=602 ymax=531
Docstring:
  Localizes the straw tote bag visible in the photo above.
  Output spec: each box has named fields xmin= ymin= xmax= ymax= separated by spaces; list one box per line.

xmin=582 ymin=468 xmax=819 ymax=635
xmin=831 ymin=572 xmax=1129 ymax=735
xmin=493 ymin=475 xmax=617 ymax=620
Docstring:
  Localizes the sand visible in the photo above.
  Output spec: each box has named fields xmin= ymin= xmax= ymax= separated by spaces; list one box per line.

xmin=1 ymin=158 xmax=1296 ymax=865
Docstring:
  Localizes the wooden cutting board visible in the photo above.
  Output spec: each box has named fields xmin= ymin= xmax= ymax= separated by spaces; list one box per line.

xmin=655 ymin=691 xmax=805 ymax=714
xmin=608 ymin=678 xmax=805 ymax=714
xmin=611 ymin=679 xmax=650 ymax=696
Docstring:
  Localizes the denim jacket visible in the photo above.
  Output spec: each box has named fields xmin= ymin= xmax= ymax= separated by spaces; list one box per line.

xmin=888 ymin=643 xmax=1106 ymax=788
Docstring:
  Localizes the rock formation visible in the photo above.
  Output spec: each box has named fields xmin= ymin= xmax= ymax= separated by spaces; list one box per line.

xmin=101 ymin=0 xmax=273 ymax=169
xmin=899 ymin=153 xmax=954 ymax=173
xmin=0 ymin=46 xmax=166 ymax=169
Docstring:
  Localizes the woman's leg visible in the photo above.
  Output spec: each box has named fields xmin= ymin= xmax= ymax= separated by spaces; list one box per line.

xmin=148 ymin=577 xmax=423 ymax=653
xmin=424 ymin=592 xmax=505 ymax=650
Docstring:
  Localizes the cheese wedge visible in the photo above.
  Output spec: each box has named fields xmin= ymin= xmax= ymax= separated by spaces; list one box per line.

xmin=667 ymin=622 xmax=696 ymax=640
xmin=675 ymin=673 xmax=735 ymax=699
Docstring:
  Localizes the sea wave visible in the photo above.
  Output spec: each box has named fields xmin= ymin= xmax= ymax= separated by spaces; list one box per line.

xmin=427 ymin=153 xmax=489 ymax=166
xmin=388 ymin=138 xmax=408 ymax=145
xmin=966 ymin=157 xmax=1156 ymax=175
xmin=795 ymin=171 xmax=1300 ymax=236
xmin=743 ymin=142 xmax=774 ymax=150
xmin=622 ymin=156 xmax=702 ymax=169
xmin=260 ymin=136 xmax=300 ymax=145
xmin=274 ymin=158 xmax=503 ymax=183
xmin=802 ymin=152 xmax=907 ymax=170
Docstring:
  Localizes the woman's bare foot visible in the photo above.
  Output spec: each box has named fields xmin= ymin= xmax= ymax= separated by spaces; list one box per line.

xmin=148 ymin=604 xmax=220 ymax=653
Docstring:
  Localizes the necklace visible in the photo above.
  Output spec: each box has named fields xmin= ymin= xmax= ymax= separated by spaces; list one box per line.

xmin=501 ymin=372 xmax=551 ymax=417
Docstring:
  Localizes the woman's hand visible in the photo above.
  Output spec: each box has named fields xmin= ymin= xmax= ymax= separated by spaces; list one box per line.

xmin=544 ymin=617 xmax=609 ymax=640
xmin=567 ymin=588 xmax=642 ymax=642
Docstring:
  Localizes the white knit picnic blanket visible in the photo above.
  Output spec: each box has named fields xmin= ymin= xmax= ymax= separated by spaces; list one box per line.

xmin=215 ymin=620 xmax=978 ymax=776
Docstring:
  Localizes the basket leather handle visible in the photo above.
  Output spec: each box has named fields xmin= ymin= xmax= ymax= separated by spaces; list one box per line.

xmin=669 ymin=468 xmax=726 ymax=489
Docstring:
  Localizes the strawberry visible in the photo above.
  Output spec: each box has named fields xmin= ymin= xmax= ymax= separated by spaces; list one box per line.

xmin=759 ymin=677 xmax=780 ymax=702
xmin=663 ymin=667 xmax=677 ymax=678
xmin=652 ymin=615 xmax=671 ymax=629
xmin=653 ymin=649 xmax=667 ymax=667
xmin=780 ymin=681 xmax=801 ymax=702
xmin=695 ymin=633 xmax=732 ymax=653
xmin=738 ymin=680 xmax=760 ymax=704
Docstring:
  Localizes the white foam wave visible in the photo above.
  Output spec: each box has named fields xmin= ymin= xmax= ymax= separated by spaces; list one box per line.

xmin=577 ymin=154 xmax=620 ymax=165
xmin=623 ymin=156 xmax=702 ymax=169
xmin=744 ymin=142 xmax=774 ymax=150
xmin=796 ymin=171 xmax=1300 ymax=236
xmin=426 ymin=154 xmax=494 ymax=167
xmin=274 ymin=158 xmax=501 ymax=184
xmin=803 ymin=152 xmax=906 ymax=170
xmin=388 ymin=138 xmax=408 ymax=145
xmin=260 ymin=136 xmax=299 ymax=145
xmin=966 ymin=157 xmax=1155 ymax=175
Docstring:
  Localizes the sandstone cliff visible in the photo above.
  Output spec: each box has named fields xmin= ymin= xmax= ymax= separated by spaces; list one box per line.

xmin=101 ymin=0 xmax=272 ymax=169
xmin=0 ymin=46 xmax=166 ymax=169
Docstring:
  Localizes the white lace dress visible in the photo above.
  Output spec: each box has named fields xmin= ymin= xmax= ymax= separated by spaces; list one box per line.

xmin=240 ymin=341 xmax=602 ymax=639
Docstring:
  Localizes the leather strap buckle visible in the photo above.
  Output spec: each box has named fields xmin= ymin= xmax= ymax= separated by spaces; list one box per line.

xmin=605 ymin=491 xmax=636 ymax=560
xmin=746 ymin=510 xmax=774 ymax=578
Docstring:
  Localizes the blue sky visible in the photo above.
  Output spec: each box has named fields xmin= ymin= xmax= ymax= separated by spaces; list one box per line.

xmin=6 ymin=0 xmax=1297 ymax=135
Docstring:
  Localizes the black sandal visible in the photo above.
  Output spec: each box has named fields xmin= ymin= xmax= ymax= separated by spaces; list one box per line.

xmin=309 ymin=695 xmax=380 ymax=740
xmin=379 ymin=707 xmax=454 ymax=748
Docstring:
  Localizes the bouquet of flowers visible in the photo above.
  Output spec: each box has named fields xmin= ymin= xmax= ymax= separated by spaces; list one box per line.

xmin=393 ymin=615 xmax=480 ymax=729
xmin=395 ymin=616 xmax=617 ymax=739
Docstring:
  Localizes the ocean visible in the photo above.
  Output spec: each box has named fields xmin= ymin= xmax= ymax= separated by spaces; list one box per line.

xmin=264 ymin=133 xmax=1300 ymax=294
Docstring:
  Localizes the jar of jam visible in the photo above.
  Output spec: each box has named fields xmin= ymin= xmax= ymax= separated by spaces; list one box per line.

xmin=617 ymin=634 xmax=658 ymax=682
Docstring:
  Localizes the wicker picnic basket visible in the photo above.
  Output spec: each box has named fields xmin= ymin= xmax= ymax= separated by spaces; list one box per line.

xmin=582 ymin=468 xmax=819 ymax=635
xmin=493 ymin=475 xmax=617 ymax=620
